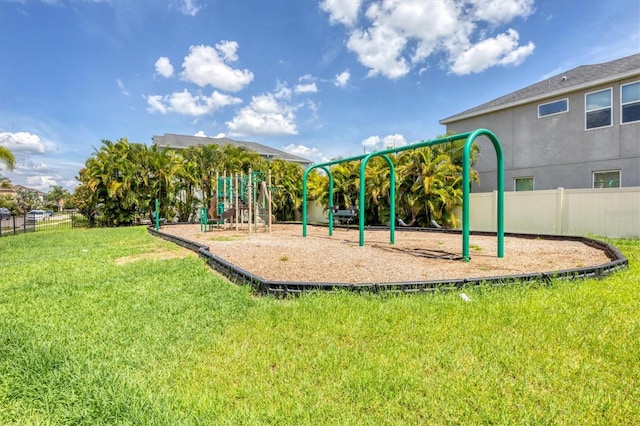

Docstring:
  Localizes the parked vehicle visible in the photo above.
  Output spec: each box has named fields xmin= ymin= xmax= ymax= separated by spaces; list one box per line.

xmin=26 ymin=209 xmax=46 ymax=222
xmin=45 ymin=209 xmax=54 ymax=217
xmin=0 ymin=207 xmax=10 ymax=220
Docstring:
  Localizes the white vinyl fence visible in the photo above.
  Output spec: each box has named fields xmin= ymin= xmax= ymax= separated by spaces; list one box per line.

xmin=458 ymin=187 xmax=640 ymax=238
xmin=307 ymin=187 xmax=639 ymax=238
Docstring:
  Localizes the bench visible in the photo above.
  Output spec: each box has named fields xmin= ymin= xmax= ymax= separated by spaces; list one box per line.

xmin=331 ymin=206 xmax=358 ymax=228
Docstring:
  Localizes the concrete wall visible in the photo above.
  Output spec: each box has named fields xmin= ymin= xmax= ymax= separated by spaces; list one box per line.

xmin=457 ymin=187 xmax=640 ymax=238
xmin=445 ymin=76 xmax=640 ymax=192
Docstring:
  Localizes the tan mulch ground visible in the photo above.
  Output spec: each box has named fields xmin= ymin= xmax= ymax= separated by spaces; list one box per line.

xmin=158 ymin=223 xmax=612 ymax=284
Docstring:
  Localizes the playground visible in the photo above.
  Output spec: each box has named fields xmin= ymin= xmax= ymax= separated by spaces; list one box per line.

xmin=158 ymin=223 xmax=615 ymax=284
xmin=154 ymin=129 xmax=626 ymax=291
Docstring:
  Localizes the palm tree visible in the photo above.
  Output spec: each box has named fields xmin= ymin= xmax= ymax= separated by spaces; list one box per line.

xmin=194 ymin=144 xmax=222 ymax=203
xmin=331 ymin=161 xmax=360 ymax=209
xmin=175 ymin=147 xmax=201 ymax=222
xmin=46 ymin=185 xmax=70 ymax=212
xmin=221 ymin=144 xmax=265 ymax=174
xmin=82 ymin=138 xmax=142 ymax=226
xmin=147 ymin=144 xmax=184 ymax=221
xmin=0 ymin=146 xmax=15 ymax=171
xmin=396 ymin=147 xmax=463 ymax=228
xmin=305 ymin=168 xmax=330 ymax=210
xmin=363 ymin=156 xmax=392 ymax=225
xmin=269 ymin=159 xmax=304 ymax=221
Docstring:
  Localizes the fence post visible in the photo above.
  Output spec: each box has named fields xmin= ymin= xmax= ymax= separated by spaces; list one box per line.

xmin=556 ymin=187 xmax=564 ymax=235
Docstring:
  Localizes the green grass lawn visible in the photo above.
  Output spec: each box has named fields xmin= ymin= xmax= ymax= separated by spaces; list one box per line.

xmin=1 ymin=227 xmax=638 ymax=425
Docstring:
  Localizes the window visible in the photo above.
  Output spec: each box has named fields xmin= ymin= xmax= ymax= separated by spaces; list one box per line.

xmin=514 ymin=177 xmax=534 ymax=191
xmin=538 ymin=99 xmax=568 ymax=117
xmin=585 ymin=88 xmax=612 ymax=129
xmin=621 ymin=81 xmax=640 ymax=124
xmin=593 ymin=170 xmax=620 ymax=188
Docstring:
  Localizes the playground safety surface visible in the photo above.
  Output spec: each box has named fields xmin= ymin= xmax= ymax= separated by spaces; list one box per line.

xmin=152 ymin=224 xmax=627 ymax=295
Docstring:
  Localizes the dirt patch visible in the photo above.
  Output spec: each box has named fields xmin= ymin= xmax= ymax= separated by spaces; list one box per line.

xmin=157 ymin=224 xmax=612 ymax=284
xmin=115 ymin=246 xmax=196 ymax=265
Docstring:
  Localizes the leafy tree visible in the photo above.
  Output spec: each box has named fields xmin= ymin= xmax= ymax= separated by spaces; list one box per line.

xmin=46 ymin=185 xmax=71 ymax=212
xmin=15 ymin=188 xmax=42 ymax=213
xmin=70 ymin=183 xmax=98 ymax=225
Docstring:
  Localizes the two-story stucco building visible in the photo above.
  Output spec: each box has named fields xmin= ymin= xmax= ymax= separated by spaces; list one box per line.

xmin=440 ymin=53 xmax=640 ymax=192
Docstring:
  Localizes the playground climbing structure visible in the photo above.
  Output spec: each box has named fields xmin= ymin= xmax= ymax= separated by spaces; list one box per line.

xmin=200 ymin=169 xmax=273 ymax=235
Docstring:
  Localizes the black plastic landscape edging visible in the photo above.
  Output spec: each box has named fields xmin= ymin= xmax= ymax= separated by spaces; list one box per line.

xmin=148 ymin=225 xmax=628 ymax=297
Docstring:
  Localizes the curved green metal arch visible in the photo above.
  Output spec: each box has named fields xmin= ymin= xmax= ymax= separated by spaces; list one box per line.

xmin=463 ymin=128 xmax=504 ymax=260
xmin=358 ymin=154 xmax=395 ymax=245
xmin=301 ymin=129 xmax=504 ymax=261
xmin=303 ymin=164 xmax=334 ymax=237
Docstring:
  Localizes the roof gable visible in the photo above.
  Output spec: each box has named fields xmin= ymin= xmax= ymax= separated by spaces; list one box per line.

xmin=441 ymin=53 xmax=640 ymax=124
xmin=152 ymin=133 xmax=312 ymax=165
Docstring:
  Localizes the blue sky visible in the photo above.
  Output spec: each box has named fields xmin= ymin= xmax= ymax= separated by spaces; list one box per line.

xmin=1 ymin=0 xmax=638 ymax=192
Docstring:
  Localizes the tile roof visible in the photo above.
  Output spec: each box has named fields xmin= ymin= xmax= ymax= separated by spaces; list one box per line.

xmin=152 ymin=133 xmax=312 ymax=165
xmin=440 ymin=53 xmax=640 ymax=124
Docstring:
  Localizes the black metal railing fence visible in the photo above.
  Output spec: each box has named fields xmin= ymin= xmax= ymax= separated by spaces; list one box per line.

xmin=0 ymin=212 xmax=77 ymax=237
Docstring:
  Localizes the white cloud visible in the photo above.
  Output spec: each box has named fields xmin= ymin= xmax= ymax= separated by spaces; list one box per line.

xmin=181 ymin=43 xmax=254 ymax=92
xmin=0 ymin=131 xmax=47 ymax=154
xmin=194 ymin=131 xmax=227 ymax=138
xmin=155 ymin=56 xmax=174 ymax=78
xmin=146 ymin=89 xmax=242 ymax=116
xmin=470 ymin=0 xmax=534 ymax=24
xmin=347 ymin=25 xmax=409 ymax=79
xmin=361 ymin=135 xmax=380 ymax=148
xmin=335 ymin=70 xmax=350 ymax=87
xmin=146 ymin=95 xmax=167 ymax=114
xmin=178 ymin=0 xmax=201 ymax=16
xmin=450 ymin=29 xmax=535 ymax=74
xmin=26 ymin=175 xmax=58 ymax=191
xmin=362 ymin=133 xmax=407 ymax=151
xmin=326 ymin=0 xmax=534 ymax=79
xmin=294 ymin=82 xmax=318 ymax=94
xmin=227 ymin=88 xmax=299 ymax=137
xmin=282 ymin=144 xmax=325 ymax=162
xmin=382 ymin=133 xmax=407 ymax=148
xmin=320 ymin=0 xmax=363 ymax=27
xmin=116 ymin=79 xmax=129 ymax=96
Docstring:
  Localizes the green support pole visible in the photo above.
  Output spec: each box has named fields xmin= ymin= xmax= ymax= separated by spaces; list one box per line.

xmin=327 ymin=169 xmax=334 ymax=236
xmin=302 ymin=169 xmax=309 ymax=237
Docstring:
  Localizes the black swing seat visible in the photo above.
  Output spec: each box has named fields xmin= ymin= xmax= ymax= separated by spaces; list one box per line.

xmin=331 ymin=206 xmax=358 ymax=226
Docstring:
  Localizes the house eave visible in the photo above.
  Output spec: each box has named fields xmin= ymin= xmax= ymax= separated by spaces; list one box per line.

xmin=440 ymin=68 xmax=640 ymax=125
